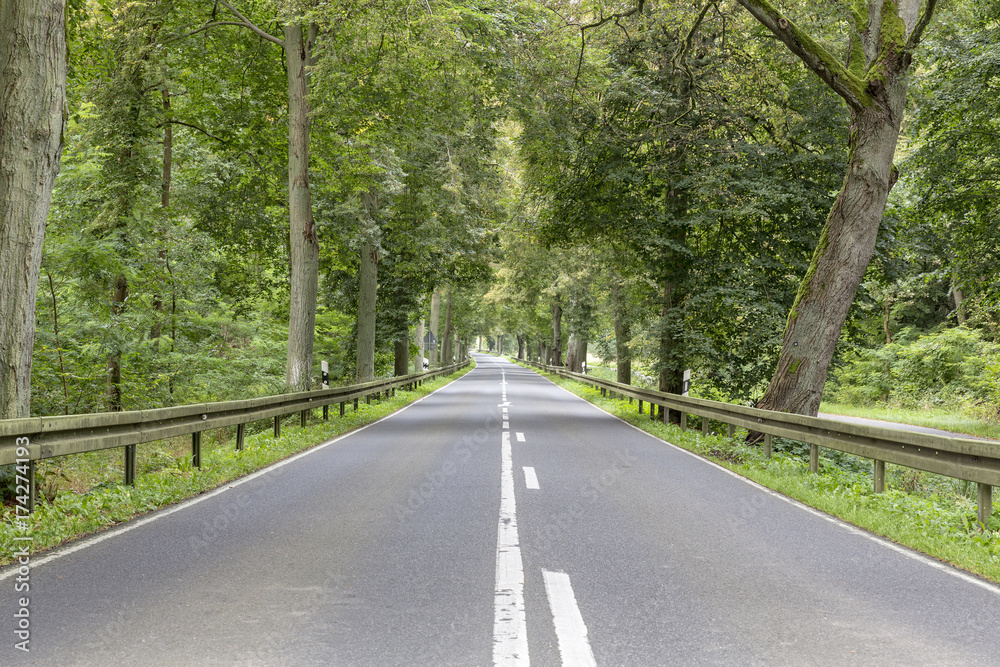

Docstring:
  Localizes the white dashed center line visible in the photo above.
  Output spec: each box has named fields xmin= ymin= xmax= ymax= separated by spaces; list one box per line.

xmin=542 ymin=570 xmax=596 ymax=667
xmin=523 ymin=467 xmax=539 ymax=490
xmin=494 ymin=412 xmax=528 ymax=665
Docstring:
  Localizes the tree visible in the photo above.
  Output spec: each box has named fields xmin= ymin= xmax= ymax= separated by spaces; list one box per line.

xmin=735 ymin=0 xmax=940 ymax=417
xmin=0 ymin=0 xmax=67 ymax=418
xmin=210 ymin=1 xmax=320 ymax=391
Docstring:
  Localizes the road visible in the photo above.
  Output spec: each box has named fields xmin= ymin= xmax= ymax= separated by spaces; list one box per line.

xmin=4 ymin=353 xmax=1000 ymax=665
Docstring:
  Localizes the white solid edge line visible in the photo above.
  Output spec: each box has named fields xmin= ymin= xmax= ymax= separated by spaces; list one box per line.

xmin=542 ymin=570 xmax=597 ymax=667
xmin=524 ymin=366 xmax=1000 ymax=597
xmin=523 ymin=467 xmax=540 ymax=490
xmin=0 ymin=366 xmax=476 ymax=583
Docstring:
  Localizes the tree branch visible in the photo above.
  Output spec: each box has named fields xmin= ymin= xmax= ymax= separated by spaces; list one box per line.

xmin=906 ymin=0 xmax=938 ymax=51
xmin=160 ymin=119 xmax=227 ymax=144
xmin=215 ymin=0 xmax=285 ymax=48
xmin=568 ymin=0 xmax=647 ymax=99
xmin=161 ymin=21 xmax=249 ymax=45
xmin=734 ymin=0 xmax=872 ymax=111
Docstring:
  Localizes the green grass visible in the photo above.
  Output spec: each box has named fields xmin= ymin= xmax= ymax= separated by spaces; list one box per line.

xmin=0 ymin=363 xmax=474 ymax=566
xmin=820 ymin=401 xmax=1000 ymax=440
xmin=515 ymin=361 xmax=1000 ymax=584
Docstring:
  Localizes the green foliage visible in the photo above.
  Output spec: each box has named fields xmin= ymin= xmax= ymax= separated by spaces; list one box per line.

xmin=827 ymin=327 xmax=1000 ymax=419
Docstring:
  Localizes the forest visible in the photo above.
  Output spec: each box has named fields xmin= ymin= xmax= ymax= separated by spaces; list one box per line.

xmin=2 ymin=0 xmax=998 ymax=429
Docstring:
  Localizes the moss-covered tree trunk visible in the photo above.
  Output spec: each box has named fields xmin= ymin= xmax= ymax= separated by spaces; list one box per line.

xmin=0 ymin=0 xmax=66 ymax=418
xmin=757 ymin=103 xmax=902 ymax=415
xmin=738 ymin=0 xmax=935 ymax=418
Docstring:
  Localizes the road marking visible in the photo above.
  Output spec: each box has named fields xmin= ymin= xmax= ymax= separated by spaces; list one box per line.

xmin=503 ymin=421 xmax=510 ymax=429
xmin=525 ymin=368 xmax=1000 ymax=598
xmin=523 ymin=467 xmax=539 ymax=489
xmin=494 ymin=431 xmax=529 ymax=665
xmin=516 ymin=432 xmax=526 ymax=442
xmin=542 ymin=570 xmax=597 ymax=667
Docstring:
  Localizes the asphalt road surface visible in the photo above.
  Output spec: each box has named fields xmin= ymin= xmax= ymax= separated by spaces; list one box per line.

xmin=4 ymin=353 xmax=1000 ymax=666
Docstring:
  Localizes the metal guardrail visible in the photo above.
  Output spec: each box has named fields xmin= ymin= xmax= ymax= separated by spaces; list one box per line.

xmin=523 ymin=360 xmax=1000 ymax=526
xmin=0 ymin=361 xmax=469 ymax=510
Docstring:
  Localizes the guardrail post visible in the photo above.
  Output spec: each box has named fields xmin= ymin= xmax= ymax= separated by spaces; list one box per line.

xmin=340 ymin=401 xmax=345 ymax=417
xmin=192 ymin=431 xmax=202 ymax=468
xmin=873 ymin=460 xmax=885 ymax=493
xmin=701 ymin=417 xmax=709 ymax=437
xmin=764 ymin=434 xmax=772 ymax=459
xmin=354 ymin=397 xmax=359 ymax=411
xmin=809 ymin=444 xmax=819 ymax=473
xmin=728 ymin=423 xmax=735 ymax=439
xmin=679 ymin=412 xmax=686 ymax=430
xmin=366 ymin=394 xmax=371 ymax=405
xmin=979 ymin=483 xmax=993 ymax=529
xmin=662 ymin=405 xmax=668 ymax=425
xmin=236 ymin=423 xmax=245 ymax=451
xmin=323 ymin=404 xmax=329 ymax=420
xmin=274 ymin=416 xmax=281 ymax=438
xmin=301 ymin=409 xmax=308 ymax=427
xmin=124 ymin=444 xmax=136 ymax=485
xmin=638 ymin=400 xmax=643 ymax=414
xmin=27 ymin=460 xmax=36 ymax=513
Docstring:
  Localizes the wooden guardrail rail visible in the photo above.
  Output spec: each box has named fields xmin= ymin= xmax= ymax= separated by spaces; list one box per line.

xmin=0 ymin=361 xmax=469 ymax=511
xmin=523 ymin=360 xmax=1000 ymax=526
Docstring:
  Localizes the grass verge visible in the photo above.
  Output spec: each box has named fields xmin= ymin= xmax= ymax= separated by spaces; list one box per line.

xmin=820 ymin=401 xmax=1000 ymax=441
xmin=0 ymin=363 xmax=474 ymax=567
xmin=515 ymin=360 xmax=1000 ymax=584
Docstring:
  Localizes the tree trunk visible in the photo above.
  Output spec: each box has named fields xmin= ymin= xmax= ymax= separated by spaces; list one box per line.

xmin=658 ymin=280 xmax=684 ymax=423
xmin=739 ymin=0 xmax=930 ymax=419
xmin=517 ymin=334 xmax=525 ymax=360
xmin=614 ymin=298 xmax=632 ymax=385
xmin=952 ymin=274 xmax=966 ymax=326
xmin=551 ymin=298 xmax=562 ymax=366
xmin=414 ymin=319 xmax=425 ymax=373
xmin=355 ymin=243 xmax=378 ymax=383
xmin=757 ymin=101 xmax=904 ymax=417
xmin=108 ymin=273 xmax=128 ymax=411
xmin=283 ymin=23 xmax=320 ymax=392
xmin=151 ymin=88 xmax=171 ymax=343
xmin=0 ymin=0 xmax=66 ymax=419
xmin=394 ymin=327 xmax=409 ymax=377
xmin=429 ymin=289 xmax=441 ymax=367
xmin=567 ymin=334 xmax=586 ymax=373
xmin=441 ymin=288 xmax=453 ymax=364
